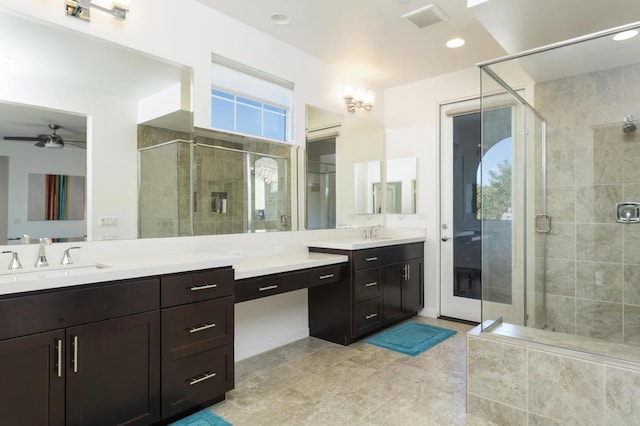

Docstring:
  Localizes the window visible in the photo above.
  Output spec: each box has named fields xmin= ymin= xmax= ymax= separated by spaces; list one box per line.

xmin=211 ymin=55 xmax=293 ymax=143
xmin=210 ymin=89 xmax=287 ymax=141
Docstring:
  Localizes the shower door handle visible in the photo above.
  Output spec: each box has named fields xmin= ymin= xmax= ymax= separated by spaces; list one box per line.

xmin=535 ymin=214 xmax=552 ymax=233
xmin=441 ymin=237 xmax=450 ymax=242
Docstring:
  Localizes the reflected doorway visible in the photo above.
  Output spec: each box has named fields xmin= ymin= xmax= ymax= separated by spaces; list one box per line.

xmin=306 ymin=137 xmax=336 ymax=230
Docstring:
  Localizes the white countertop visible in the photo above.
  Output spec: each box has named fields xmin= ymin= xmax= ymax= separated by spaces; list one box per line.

xmin=306 ymin=235 xmax=426 ymax=250
xmin=233 ymin=252 xmax=348 ymax=280
xmin=0 ymin=251 xmax=349 ymax=296
xmin=0 ymin=251 xmax=235 ymax=296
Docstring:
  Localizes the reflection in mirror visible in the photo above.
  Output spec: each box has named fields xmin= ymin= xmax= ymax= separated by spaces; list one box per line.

xmin=28 ymin=173 xmax=86 ymax=221
xmin=138 ymin=127 xmax=292 ymax=237
xmin=306 ymin=105 xmax=385 ymax=226
xmin=353 ymin=161 xmax=381 ymax=214
xmin=0 ymin=102 xmax=87 ymax=244
xmin=386 ymin=157 xmax=417 ymax=214
xmin=0 ymin=8 xmax=191 ymax=242
xmin=305 ymin=106 xmax=340 ymax=229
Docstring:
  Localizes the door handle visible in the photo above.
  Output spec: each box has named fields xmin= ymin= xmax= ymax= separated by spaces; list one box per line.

xmin=441 ymin=237 xmax=450 ymax=242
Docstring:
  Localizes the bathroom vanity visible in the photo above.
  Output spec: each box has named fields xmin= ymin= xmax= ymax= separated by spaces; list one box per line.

xmin=307 ymin=238 xmax=425 ymax=345
xmin=0 ymin=256 xmax=235 ymax=426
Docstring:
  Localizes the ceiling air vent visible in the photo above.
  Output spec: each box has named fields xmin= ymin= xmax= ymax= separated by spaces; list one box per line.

xmin=401 ymin=4 xmax=450 ymax=30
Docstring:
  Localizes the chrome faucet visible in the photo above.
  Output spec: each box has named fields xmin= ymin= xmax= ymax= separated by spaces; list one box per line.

xmin=2 ymin=251 xmax=22 ymax=270
xmin=61 ymin=246 xmax=81 ymax=265
xmin=35 ymin=237 xmax=52 ymax=267
xmin=362 ymin=225 xmax=382 ymax=240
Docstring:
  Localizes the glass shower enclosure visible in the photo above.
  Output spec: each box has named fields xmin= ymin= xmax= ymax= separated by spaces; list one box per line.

xmin=479 ymin=21 xmax=640 ymax=360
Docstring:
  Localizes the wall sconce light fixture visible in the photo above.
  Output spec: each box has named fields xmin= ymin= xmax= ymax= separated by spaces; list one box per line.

xmin=343 ymin=86 xmax=375 ymax=113
xmin=65 ymin=0 xmax=132 ymax=21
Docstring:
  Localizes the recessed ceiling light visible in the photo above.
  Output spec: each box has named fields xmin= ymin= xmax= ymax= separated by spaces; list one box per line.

xmin=446 ymin=38 xmax=465 ymax=48
xmin=613 ymin=29 xmax=639 ymax=41
xmin=269 ymin=12 xmax=290 ymax=25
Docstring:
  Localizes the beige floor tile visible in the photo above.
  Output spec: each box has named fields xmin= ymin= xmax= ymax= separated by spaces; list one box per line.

xmin=213 ymin=317 xmax=487 ymax=425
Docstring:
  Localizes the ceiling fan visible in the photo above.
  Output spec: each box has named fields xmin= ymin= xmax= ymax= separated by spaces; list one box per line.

xmin=3 ymin=124 xmax=86 ymax=149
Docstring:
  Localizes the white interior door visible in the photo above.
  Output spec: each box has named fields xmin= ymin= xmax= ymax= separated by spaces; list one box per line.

xmin=440 ymin=99 xmax=482 ymax=322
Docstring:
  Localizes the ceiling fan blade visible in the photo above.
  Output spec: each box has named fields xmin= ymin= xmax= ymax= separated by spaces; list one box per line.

xmin=65 ymin=142 xmax=86 ymax=149
xmin=63 ymin=139 xmax=87 ymax=143
xmin=4 ymin=136 xmax=42 ymax=141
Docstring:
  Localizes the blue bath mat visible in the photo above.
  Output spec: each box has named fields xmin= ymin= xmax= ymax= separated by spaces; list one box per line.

xmin=170 ymin=409 xmax=232 ymax=426
xmin=365 ymin=322 xmax=457 ymax=356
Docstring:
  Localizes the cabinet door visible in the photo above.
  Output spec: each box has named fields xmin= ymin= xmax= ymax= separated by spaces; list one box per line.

xmin=66 ymin=311 xmax=160 ymax=426
xmin=383 ymin=263 xmax=404 ymax=323
xmin=403 ymin=259 xmax=424 ymax=313
xmin=0 ymin=330 xmax=65 ymax=426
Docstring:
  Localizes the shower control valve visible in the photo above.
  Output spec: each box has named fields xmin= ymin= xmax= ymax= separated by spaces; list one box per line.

xmin=616 ymin=202 xmax=640 ymax=223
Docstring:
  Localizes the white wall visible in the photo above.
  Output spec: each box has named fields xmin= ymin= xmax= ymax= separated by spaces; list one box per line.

xmin=384 ymin=63 xmax=534 ymax=318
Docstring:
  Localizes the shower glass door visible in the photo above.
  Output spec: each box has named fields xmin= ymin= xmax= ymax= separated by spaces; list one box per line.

xmin=479 ymin=67 xmax=547 ymax=329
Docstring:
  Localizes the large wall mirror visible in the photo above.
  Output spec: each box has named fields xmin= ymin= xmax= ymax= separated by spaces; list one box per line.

xmin=0 ymin=8 xmax=190 ymax=243
xmin=305 ymin=105 xmax=384 ymax=229
xmin=0 ymin=8 xmax=387 ymax=244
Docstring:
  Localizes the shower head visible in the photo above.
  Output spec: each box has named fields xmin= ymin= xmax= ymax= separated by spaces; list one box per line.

xmin=624 ymin=115 xmax=637 ymax=134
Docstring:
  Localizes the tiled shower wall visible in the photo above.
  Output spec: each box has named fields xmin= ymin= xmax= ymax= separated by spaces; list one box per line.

xmin=534 ymin=62 xmax=640 ymax=345
xmin=467 ymin=328 xmax=640 ymax=425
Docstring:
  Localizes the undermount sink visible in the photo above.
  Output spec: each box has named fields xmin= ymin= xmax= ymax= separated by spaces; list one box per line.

xmin=0 ymin=263 xmax=110 ymax=283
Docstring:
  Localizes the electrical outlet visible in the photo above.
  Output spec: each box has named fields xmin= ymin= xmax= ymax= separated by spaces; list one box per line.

xmin=229 ymin=250 xmax=243 ymax=257
xmin=99 ymin=216 xmax=119 ymax=227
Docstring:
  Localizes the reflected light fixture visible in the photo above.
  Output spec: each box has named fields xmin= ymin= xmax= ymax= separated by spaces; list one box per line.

xmin=343 ymin=86 xmax=375 ymax=113
xmin=613 ymin=29 xmax=639 ymax=41
xmin=65 ymin=0 xmax=132 ymax=21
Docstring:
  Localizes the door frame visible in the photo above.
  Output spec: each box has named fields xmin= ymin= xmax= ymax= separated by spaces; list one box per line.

xmin=438 ymin=97 xmax=483 ymax=322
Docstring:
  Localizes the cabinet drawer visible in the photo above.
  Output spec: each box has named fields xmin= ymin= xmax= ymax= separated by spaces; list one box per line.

xmin=161 ymin=268 xmax=234 ymax=308
xmin=303 ymin=264 xmax=343 ymax=288
xmin=354 ymin=298 xmax=383 ymax=336
xmin=354 ymin=268 xmax=382 ymax=302
xmin=352 ymin=248 xmax=384 ymax=270
xmin=0 ymin=278 xmax=159 ymax=341
xmin=235 ymin=274 xmax=298 ymax=303
xmin=162 ymin=296 xmax=233 ymax=363
xmin=383 ymin=242 xmax=424 ymax=264
xmin=162 ymin=344 xmax=234 ymax=418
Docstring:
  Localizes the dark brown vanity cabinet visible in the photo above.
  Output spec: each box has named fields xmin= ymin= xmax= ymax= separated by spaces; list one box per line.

xmin=0 ymin=278 xmax=161 ymax=426
xmin=160 ymin=268 xmax=235 ymax=420
xmin=0 ymin=266 xmax=235 ymax=426
xmin=309 ymin=242 xmax=424 ymax=345
xmin=0 ymin=329 xmax=65 ymax=426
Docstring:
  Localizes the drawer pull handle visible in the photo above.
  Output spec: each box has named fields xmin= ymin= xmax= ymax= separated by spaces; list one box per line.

xmin=189 ymin=323 xmax=217 ymax=333
xmin=365 ymin=256 xmax=378 ymax=262
xmin=365 ymin=313 xmax=378 ymax=320
xmin=190 ymin=284 xmax=218 ymax=291
xmin=56 ymin=339 xmax=63 ymax=378
xmin=189 ymin=371 xmax=217 ymax=386
xmin=364 ymin=281 xmax=378 ymax=287
xmin=319 ymin=274 xmax=334 ymax=280
xmin=259 ymin=285 xmax=279 ymax=292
